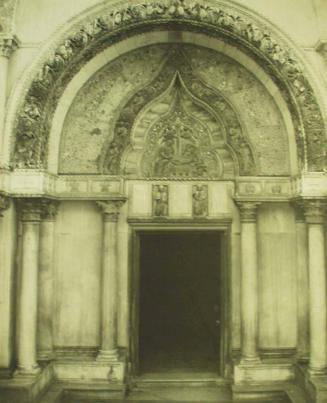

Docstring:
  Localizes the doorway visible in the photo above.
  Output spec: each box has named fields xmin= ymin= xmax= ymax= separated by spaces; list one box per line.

xmin=132 ymin=230 xmax=224 ymax=376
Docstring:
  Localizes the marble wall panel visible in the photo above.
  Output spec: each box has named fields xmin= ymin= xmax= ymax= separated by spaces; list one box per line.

xmin=257 ymin=203 xmax=297 ymax=349
xmin=53 ymin=201 xmax=102 ymax=347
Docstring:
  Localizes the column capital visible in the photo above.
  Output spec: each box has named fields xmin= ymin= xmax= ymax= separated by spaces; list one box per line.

xmin=0 ymin=194 xmax=10 ymax=217
xmin=0 ymin=35 xmax=19 ymax=58
xmin=235 ymin=200 xmax=261 ymax=222
xmin=292 ymin=200 xmax=306 ymax=223
xmin=40 ymin=199 xmax=59 ymax=221
xmin=96 ymin=199 xmax=126 ymax=222
xmin=302 ymin=199 xmax=326 ymax=224
xmin=18 ymin=198 xmax=42 ymax=222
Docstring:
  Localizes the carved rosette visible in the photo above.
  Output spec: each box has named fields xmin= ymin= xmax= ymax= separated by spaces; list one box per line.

xmin=18 ymin=199 xmax=43 ymax=222
xmin=40 ymin=199 xmax=59 ymax=221
xmin=0 ymin=194 xmax=10 ymax=217
xmin=0 ymin=35 xmax=18 ymax=58
xmin=96 ymin=200 xmax=126 ymax=222
xmin=11 ymin=0 xmax=326 ymax=172
xmin=303 ymin=199 xmax=326 ymax=224
xmin=236 ymin=201 xmax=261 ymax=223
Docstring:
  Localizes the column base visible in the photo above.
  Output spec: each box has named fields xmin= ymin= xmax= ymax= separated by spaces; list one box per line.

xmin=96 ymin=349 xmax=119 ymax=362
xmin=14 ymin=365 xmax=41 ymax=378
xmin=240 ymin=356 xmax=261 ymax=365
xmin=308 ymin=366 xmax=327 ymax=377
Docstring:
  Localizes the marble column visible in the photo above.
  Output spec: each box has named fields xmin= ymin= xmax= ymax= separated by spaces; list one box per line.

xmin=294 ymin=203 xmax=309 ymax=361
xmin=303 ymin=200 xmax=327 ymax=374
xmin=0 ymin=36 xmax=18 ymax=155
xmin=0 ymin=194 xmax=10 ymax=373
xmin=37 ymin=200 xmax=59 ymax=360
xmin=96 ymin=199 xmax=125 ymax=361
xmin=237 ymin=201 xmax=261 ymax=363
xmin=16 ymin=199 xmax=42 ymax=376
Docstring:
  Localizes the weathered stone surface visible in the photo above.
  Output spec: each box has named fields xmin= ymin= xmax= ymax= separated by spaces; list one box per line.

xmin=59 ymin=44 xmax=289 ymax=176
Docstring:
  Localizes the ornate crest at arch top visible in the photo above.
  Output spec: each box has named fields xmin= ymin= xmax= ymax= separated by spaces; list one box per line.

xmin=100 ymin=47 xmax=255 ymax=178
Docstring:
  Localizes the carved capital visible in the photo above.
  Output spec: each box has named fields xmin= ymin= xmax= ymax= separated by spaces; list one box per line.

xmin=303 ymin=199 xmax=326 ymax=224
xmin=40 ymin=199 xmax=59 ymax=221
xmin=292 ymin=201 xmax=305 ymax=223
xmin=18 ymin=198 xmax=42 ymax=222
xmin=0 ymin=35 xmax=18 ymax=58
xmin=0 ymin=194 xmax=10 ymax=217
xmin=236 ymin=201 xmax=261 ymax=223
xmin=96 ymin=199 xmax=126 ymax=222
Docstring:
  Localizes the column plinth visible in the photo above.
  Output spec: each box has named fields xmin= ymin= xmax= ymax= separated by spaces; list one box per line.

xmin=96 ymin=200 xmax=126 ymax=362
xmin=236 ymin=201 xmax=261 ymax=364
xmin=15 ymin=199 xmax=42 ymax=376
xmin=303 ymin=200 xmax=327 ymax=375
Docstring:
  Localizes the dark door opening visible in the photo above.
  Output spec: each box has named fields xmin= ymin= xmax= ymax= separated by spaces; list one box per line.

xmin=138 ymin=231 xmax=221 ymax=374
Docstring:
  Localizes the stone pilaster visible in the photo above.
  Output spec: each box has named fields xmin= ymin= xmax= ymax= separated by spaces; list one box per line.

xmin=293 ymin=202 xmax=309 ymax=361
xmin=16 ymin=199 xmax=42 ymax=376
xmin=96 ymin=199 xmax=126 ymax=361
xmin=0 ymin=36 xmax=18 ymax=155
xmin=37 ymin=200 xmax=59 ymax=361
xmin=236 ymin=201 xmax=261 ymax=363
xmin=303 ymin=199 xmax=327 ymax=374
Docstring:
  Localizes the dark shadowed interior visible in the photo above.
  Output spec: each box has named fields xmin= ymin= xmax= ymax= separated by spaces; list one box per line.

xmin=139 ymin=231 xmax=221 ymax=374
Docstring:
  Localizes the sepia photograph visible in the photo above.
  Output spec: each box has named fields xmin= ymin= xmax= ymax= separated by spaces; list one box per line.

xmin=0 ymin=0 xmax=326 ymax=402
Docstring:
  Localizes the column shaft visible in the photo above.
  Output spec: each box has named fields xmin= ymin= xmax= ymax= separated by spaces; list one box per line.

xmin=16 ymin=200 xmax=41 ymax=375
xmin=96 ymin=200 xmax=125 ymax=361
xmin=304 ymin=200 xmax=327 ymax=373
xmin=38 ymin=201 xmax=58 ymax=360
xmin=237 ymin=201 xmax=260 ymax=363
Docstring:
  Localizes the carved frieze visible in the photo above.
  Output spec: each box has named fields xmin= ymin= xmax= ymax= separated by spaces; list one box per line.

xmin=12 ymin=0 xmax=326 ymax=172
xmin=192 ymin=184 xmax=208 ymax=217
xmin=152 ymin=184 xmax=168 ymax=217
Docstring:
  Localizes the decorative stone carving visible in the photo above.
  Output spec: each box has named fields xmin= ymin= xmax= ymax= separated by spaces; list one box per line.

xmin=0 ymin=35 xmax=18 ymax=58
xmin=152 ymin=185 xmax=168 ymax=217
xmin=303 ymin=199 xmax=326 ymax=224
xmin=40 ymin=200 xmax=59 ymax=221
xmin=0 ymin=0 xmax=16 ymax=34
xmin=101 ymin=48 xmax=255 ymax=177
xmin=192 ymin=184 xmax=208 ymax=217
xmin=12 ymin=0 xmax=326 ymax=172
xmin=18 ymin=199 xmax=42 ymax=222
xmin=96 ymin=200 xmax=126 ymax=222
xmin=0 ymin=194 xmax=9 ymax=217
xmin=236 ymin=201 xmax=261 ymax=222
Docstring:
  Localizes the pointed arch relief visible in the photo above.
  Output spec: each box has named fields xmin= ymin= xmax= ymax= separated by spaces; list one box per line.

xmin=10 ymin=0 xmax=326 ymax=173
xmin=58 ymin=43 xmax=291 ymax=177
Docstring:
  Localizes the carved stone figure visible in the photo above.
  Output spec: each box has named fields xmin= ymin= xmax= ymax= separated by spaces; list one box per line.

xmin=152 ymin=185 xmax=168 ymax=217
xmin=192 ymin=185 xmax=208 ymax=217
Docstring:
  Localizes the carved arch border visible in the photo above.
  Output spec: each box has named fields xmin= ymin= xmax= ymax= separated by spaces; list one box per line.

xmin=8 ymin=0 xmax=326 ymax=172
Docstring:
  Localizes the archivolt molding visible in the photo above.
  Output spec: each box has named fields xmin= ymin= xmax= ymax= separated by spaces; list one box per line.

xmin=11 ymin=0 xmax=326 ymax=172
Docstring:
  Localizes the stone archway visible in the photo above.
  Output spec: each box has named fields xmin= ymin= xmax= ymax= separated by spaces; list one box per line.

xmin=8 ymin=0 xmax=326 ymax=173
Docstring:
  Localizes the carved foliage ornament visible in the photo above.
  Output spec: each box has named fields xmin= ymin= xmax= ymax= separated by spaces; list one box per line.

xmin=0 ymin=194 xmax=10 ymax=216
xmin=12 ymin=0 xmax=326 ymax=171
